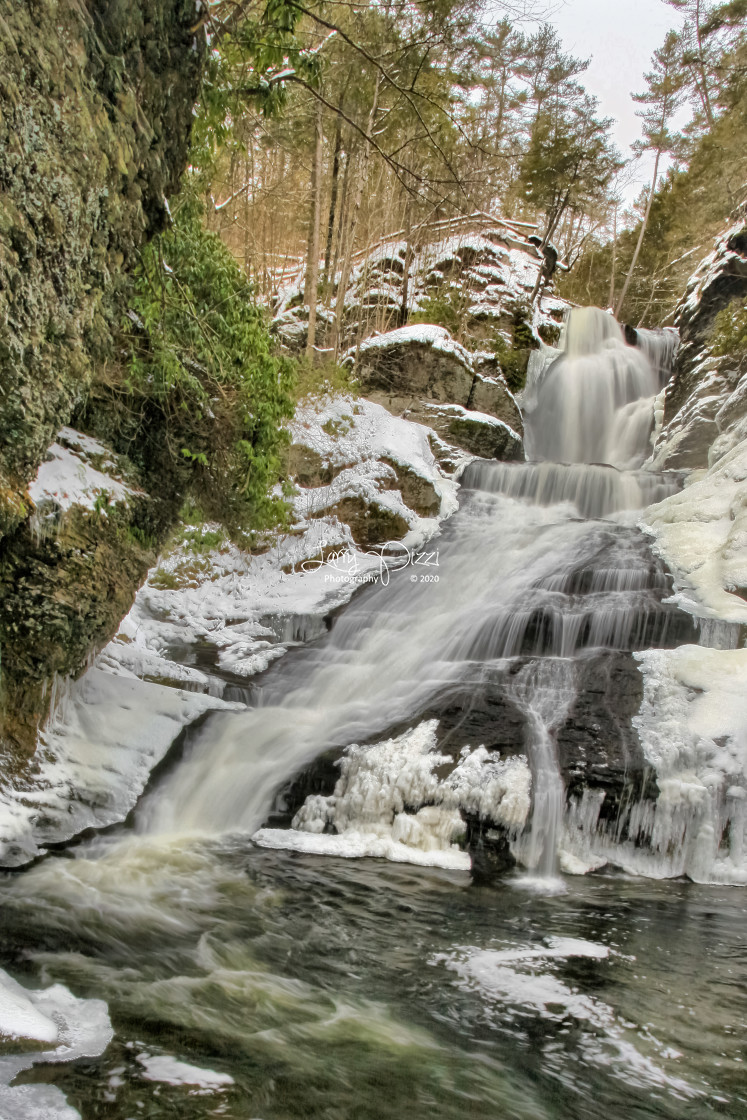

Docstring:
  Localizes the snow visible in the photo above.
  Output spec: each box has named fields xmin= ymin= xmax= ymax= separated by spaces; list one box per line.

xmin=252 ymin=826 xmax=471 ymax=870
xmin=561 ymin=645 xmax=747 ymax=884
xmin=355 ymin=323 xmax=474 ymax=368
xmin=275 ymin=223 xmax=569 ymax=351
xmin=109 ymin=393 xmax=459 ymax=689
xmin=632 ymin=645 xmax=747 ymax=883
xmin=0 ymin=971 xmax=59 ymax=1043
xmin=0 ymin=669 xmax=243 ymax=866
xmin=255 ymin=720 xmax=530 ymax=871
xmin=426 ymin=401 xmax=522 ymax=442
xmin=0 ymin=395 xmax=460 ymax=863
xmin=434 ymin=943 xmax=696 ymax=1097
xmin=0 ymin=970 xmax=112 ymax=1120
xmin=137 ymin=1053 xmax=234 ymax=1091
xmin=641 ymin=440 xmax=747 ymax=624
xmin=28 ymin=429 xmax=141 ymax=514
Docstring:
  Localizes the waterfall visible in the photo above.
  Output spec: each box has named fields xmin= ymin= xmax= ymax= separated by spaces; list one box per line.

xmin=634 ymin=326 xmax=679 ymax=389
xmin=524 ymin=307 xmax=660 ymax=469
xmin=508 ymin=659 xmax=575 ymax=879
xmin=135 ymin=306 xmax=698 ymax=881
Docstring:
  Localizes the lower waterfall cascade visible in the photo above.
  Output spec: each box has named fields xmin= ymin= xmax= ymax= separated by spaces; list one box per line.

xmin=1 ymin=306 xmax=746 ymax=1120
xmin=134 ymin=305 xmax=742 ymax=886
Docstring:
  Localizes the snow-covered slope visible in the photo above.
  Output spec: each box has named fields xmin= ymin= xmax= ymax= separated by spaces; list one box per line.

xmin=273 ymin=221 xmax=569 ymax=354
xmin=0 ymin=396 xmax=460 ymax=865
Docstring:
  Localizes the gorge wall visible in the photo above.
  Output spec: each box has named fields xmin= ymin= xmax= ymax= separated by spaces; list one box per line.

xmin=0 ymin=0 xmax=204 ymax=753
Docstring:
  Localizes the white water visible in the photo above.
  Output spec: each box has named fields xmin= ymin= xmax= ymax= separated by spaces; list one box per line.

xmin=508 ymin=659 xmax=575 ymax=878
xmin=524 ymin=307 xmax=661 ymax=468
xmin=131 ymin=305 xmax=708 ymax=881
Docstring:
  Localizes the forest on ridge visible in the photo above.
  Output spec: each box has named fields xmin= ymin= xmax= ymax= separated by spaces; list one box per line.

xmin=195 ymin=0 xmax=747 ymax=330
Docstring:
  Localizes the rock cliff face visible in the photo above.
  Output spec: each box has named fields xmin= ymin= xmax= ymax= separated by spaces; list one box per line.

xmin=273 ymin=222 xmax=569 ymax=362
xmin=651 ymin=206 xmax=747 ymax=470
xmin=0 ymin=0 xmax=204 ymax=539
xmin=0 ymin=0 xmax=204 ymax=752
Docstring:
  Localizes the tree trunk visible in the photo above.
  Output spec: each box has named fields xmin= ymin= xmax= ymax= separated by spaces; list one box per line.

xmin=615 ymin=148 xmax=661 ymax=320
xmin=305 ymin=100 xmax=325 ymax=359
xmin=695 ymin=0 xmax=715 ymax=128
xmin=331 ymin=72 xmax=381 ymax=361
xmin=323 ymin=114 xmax=343 ymax=294
xmin=530 ymin=189 xmax=570 ymax=304
xmin=608 ymin=203 xmax=617 ymax=310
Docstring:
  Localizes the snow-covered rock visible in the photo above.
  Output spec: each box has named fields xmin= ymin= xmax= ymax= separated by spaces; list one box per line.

xmin=343 ymin=324 xmax=524 ymax=461
xmin=353 ymin=324 xmax=475 ymax=408
xmin=0 ymin=969 xmax=113 ymax=1120
xmin=0 ymin=396 xmax=461 ymax=865
xmin=644 ymin=207 xmax=747 ymax=626
xmin=273 ymin=220 xmax=569 ymax=356
xmin=652 ymin=207 xmax=747 ymax=471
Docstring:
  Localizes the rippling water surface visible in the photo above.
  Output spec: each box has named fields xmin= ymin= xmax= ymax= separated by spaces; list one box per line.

xmin=1 ymin=839 xmax=745 ymax=1119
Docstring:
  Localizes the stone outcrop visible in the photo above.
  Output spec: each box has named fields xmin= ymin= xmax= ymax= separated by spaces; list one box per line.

xmin=355 ymin=326 xmax=475 ymax=410
xmin=652 ymin=206 xmax=747 ymax=470
xmin=348 ymin=324 xmax=523 ymax=463
xmin=557 ymin=651 xmax=658 ymax=823
xmin=274 ymin=223 xmax=569 ymax=359
xmin=411 ymin=403 xmax=522 ymax=462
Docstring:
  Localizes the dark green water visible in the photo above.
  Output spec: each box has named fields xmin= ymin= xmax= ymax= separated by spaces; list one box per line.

xmin=1 ymin=835 xmax=745 ymax=1119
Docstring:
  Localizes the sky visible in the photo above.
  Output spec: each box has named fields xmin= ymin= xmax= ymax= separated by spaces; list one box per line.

xmin=528 ymin=0 xmax=686 ymax=206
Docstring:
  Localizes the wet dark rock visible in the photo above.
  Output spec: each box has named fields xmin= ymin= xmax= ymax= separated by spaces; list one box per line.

xmin=266 ymin=748 xmax=343 ymax=828
xmin=557 ymin=650 xmax=658 ymax=822
xmin=466 ymin=819 xmax=516 ymax=881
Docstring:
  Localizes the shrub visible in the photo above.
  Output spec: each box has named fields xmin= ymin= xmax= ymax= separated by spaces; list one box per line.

xmin=123 ymin=193 xmax=295 ymax=531
xmin=293 ymin=356 xmax=356 ymax=401
xmin=410 ymin=286 xmax=470 ymax=338
xmin=711 ymin=299 xmax=747 ymax=358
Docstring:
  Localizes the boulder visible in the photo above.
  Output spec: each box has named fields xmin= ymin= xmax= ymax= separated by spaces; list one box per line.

xmin=409 ymin=403 xmax=522 ymax=461
xmin=311 ymin=496 xmax=410 ymax=549
xmin=467 ymin=373 xmax=523 ymax=436
xmin=379 ymin=458 xmax=441 ymax=518
xmin=354 ymin=325 xmax=475 ymax=410
xmin=349 ymin=324 xmax=525 ymax=461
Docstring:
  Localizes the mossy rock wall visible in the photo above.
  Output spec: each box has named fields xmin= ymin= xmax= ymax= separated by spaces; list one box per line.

xmin=0 ymin=500 xmax=156 ymax=757
xmin=0 ymin=0 xmax=204 ymax=752
xmin=0 ymin=0 xmax=204 ymax=538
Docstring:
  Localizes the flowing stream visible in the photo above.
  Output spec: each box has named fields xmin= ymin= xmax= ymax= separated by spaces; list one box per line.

xmin=1 ymin=308 xmax=745 ymax=1119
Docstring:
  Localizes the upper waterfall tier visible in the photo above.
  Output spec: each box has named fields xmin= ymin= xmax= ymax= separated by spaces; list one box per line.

xmin=524 ymin=308 xmax=676 ymax=470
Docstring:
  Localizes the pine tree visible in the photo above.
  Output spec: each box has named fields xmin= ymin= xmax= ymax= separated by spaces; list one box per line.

xmin=615 ymin=31 xmax=687 ymax=319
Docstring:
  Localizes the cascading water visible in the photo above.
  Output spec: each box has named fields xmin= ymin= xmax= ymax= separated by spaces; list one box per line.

xmin=523 ymin=307 xmax=669 ymax=469
xmin=507 ymin=659 xmax=575 ymax=879
xmin=5 ymin=306 xmax=747 ymax=1120
xmin=137 ymin=305 xmax=690 ymax=882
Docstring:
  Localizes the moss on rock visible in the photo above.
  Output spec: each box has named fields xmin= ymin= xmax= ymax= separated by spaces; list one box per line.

xmin=0 ymin=0 xmax=204 ymax=539
xmin=0 ymin=0 xmax=204 ymax=753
